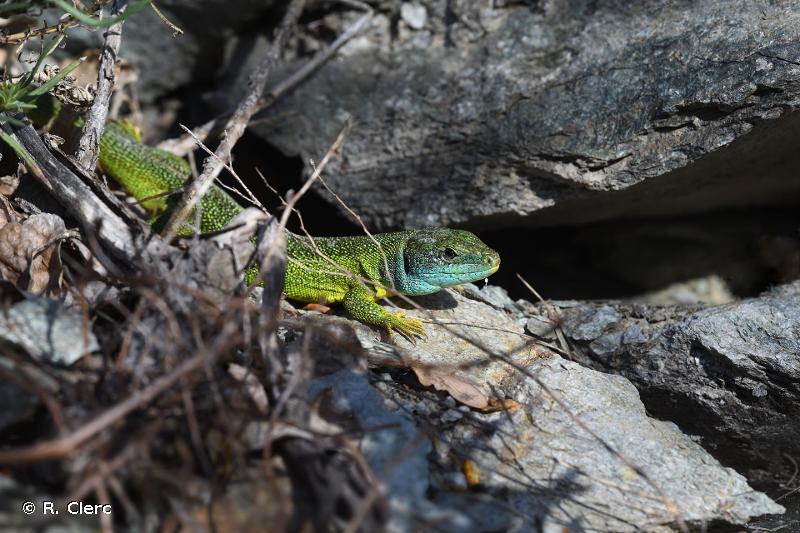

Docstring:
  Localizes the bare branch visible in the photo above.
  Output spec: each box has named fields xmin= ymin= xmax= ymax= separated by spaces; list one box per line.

xmin=76 ymin=0 xmax=128 ymax=170
xmin=257 ymin=218 xmax=286 ymax=380
xmin=255 ymin=2 xmax=373 ymax=113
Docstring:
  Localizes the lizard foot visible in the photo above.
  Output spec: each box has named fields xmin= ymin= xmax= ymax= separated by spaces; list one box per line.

xmin=387 ymin=311 xmax=426 ymax=340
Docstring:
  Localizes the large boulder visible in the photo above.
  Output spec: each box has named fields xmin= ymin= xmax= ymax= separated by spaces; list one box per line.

xmin=286 ymin=287 xmax=786 ymax=530
xmin=543 ymin=282 xmax=800 ymax=488
xmin=245 ymin=0 xmax=800 ymax=229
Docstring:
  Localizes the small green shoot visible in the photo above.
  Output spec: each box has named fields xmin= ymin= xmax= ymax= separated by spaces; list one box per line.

xmin=0 ymin=34 xmax=82 ymax=124
xmin=0 ymin=2 xmax=32 ymax=15
xmin=48 ymin=0 xmax=154 ymax=28
xmin=0 ymin=33 xmax=79 ymax=178
xmin=0 ymin=129 xmax=44 ymax=180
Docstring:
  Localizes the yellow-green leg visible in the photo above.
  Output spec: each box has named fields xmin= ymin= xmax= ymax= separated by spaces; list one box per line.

xmin=341 ymin=285 xmax=424 ymax=338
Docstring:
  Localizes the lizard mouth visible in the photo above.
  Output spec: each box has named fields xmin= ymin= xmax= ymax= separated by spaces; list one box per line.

xmin=465 ymin=256 xmax=500 ymax=278
xmin=467 ymin=264 xmax=500 ymax=279
xmin=463 ymin=256 xmax=500 ymax=281
xmin=417 ymin=262 xmax=500 ymax=282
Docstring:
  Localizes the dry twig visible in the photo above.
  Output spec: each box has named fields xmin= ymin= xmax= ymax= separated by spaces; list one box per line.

xmin=76 ymin=0 xmax=129 ymax=170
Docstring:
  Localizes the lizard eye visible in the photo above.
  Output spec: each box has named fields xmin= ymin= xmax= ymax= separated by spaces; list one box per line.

xmin=442 ymin=247 xmax=457 ymax=260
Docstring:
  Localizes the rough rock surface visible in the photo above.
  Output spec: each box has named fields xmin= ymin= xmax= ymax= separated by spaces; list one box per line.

xmin=287 ymin=287 xmax=784 ymax=530
xmin=0 ymin=298 xmax=98 ymax=365
xmin=545 ymin=281 xmax=800 ymax=488
xmin=244 ymin=0 xmax=800 ymax=229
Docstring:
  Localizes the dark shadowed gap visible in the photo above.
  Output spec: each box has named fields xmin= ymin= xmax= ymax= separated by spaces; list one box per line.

xmin=229 ymin=131 xmax=359 ymax=237
xmin=481 ymin=207 xmax=800 ymax=301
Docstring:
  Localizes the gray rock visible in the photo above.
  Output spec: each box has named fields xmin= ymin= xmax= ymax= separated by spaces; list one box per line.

xmin=439 ymin=408 xmax=463 ymax=424
xmin=0 ymin=298 xmax=98 ymax=365
xmin=525 ymin=314 xmax=556 ymax=339
xmin=555 ymin=282 xmax=800 ymax=488
xmin=564 ymin=304 xmax=621 ymax=341
xmin=400 ymin=2 xmax=427 ymax=30
xmin=440 ymin=356 xmax=784 ymax=531
xmin=247 ymin=1 xmax=800 ymax=230
xmin=391 ymin=289 xmax=540 ymax=386
xmin=459 ymin=283 xmax=523 ymax=317
xmin=437 ymin=471 xmax=467 ymax=491
xmin=309 ymin=369 xmax=432 ymax=531
xmin=308 ymin=369 xmax=499 ymax=533
xmin=301 ymin=288 xmax=784 ymax=530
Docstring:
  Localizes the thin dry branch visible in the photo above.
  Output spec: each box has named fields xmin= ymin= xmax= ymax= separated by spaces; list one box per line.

xmin=148 ymin=1 xmax=183 ymax=35
xmin=255 ymin=2 xmax=373 ymax=112
xmin=76 ymin=0 xmax=128 ymax=170
xmin=258 ymin=219 xmax=286 ymax=379
xmin=177 ymin=123 xmax=263 ymax=208
xmin=243 ymin=119 xmax=350 ymax=296
xmin=516 ymin=272 xmax=571 ymax=355
xmin=312 ymin=166 xmax=395 ymax=289
xmin=0 ymin=13 xmax=78 ymax=44
xmin=66 ymin=422 xmax=161 ymax=503
xmin=158 ymin=0 xmax=306 ymax=240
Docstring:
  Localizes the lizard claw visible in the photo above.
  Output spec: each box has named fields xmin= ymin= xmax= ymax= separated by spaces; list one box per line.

xmin=387 ymin=311 xmax=426 ymax=340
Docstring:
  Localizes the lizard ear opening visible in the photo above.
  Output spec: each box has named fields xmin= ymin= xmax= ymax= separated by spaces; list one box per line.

xmin=403 ymin=250 xmax=411 ymax=276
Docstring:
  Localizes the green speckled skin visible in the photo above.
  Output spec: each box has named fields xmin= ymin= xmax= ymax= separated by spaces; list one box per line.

xmin=99 ymin=120 xmax=501 ymax=335
xmin=99 ymin=121 xmax=241 ymax=233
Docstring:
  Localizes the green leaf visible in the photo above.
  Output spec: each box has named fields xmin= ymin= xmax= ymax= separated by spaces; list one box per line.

xmin=0 ymin=2 xmax=32 ymax=15
xmin=48 ymin=0 xmax=154 ymax=28
xmin=0 ymin=114 xmax=26 ymax=127
xmin=6 ymin=101 xmax=37 ymax=111
xmin=0 ymin=127 xmax=45 ymax=180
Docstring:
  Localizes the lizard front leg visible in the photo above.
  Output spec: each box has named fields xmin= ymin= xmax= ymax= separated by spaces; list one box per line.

xmin=341 ymin=284 xmax=424 ymax=338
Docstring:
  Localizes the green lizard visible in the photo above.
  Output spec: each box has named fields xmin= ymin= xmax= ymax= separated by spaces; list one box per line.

xmin=98 ymin=120 xmax=500 ymax=336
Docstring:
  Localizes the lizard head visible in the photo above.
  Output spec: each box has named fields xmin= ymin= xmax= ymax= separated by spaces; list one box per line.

xmin=398 ymin=229 xmax=500 ymax=295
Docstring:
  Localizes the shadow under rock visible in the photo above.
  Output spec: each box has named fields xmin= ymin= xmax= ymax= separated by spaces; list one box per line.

xmin=399 ymin=290 xmax=460 ymax=311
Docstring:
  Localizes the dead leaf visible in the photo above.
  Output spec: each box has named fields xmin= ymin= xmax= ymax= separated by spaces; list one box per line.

xmin=0 ymin=173 xmax=19 ymax=196
xmin=303 ymin=302 xmax=332 ymax=313
xmin=412 ymin=365 xmax=489 ymax=409
xmin=462 ymin=459 xmax=480 ymax=486
xmin=0 ymin=213 xmax=66 ymax=294
xmin=412 ymin=365 xmax=520 ymax=412
xmin=484 ymin=398 xmax=522 ymax=413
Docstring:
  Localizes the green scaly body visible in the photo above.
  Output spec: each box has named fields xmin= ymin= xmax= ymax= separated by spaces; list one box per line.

xmin=98 ymin=121 xmax=500 ymax=336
